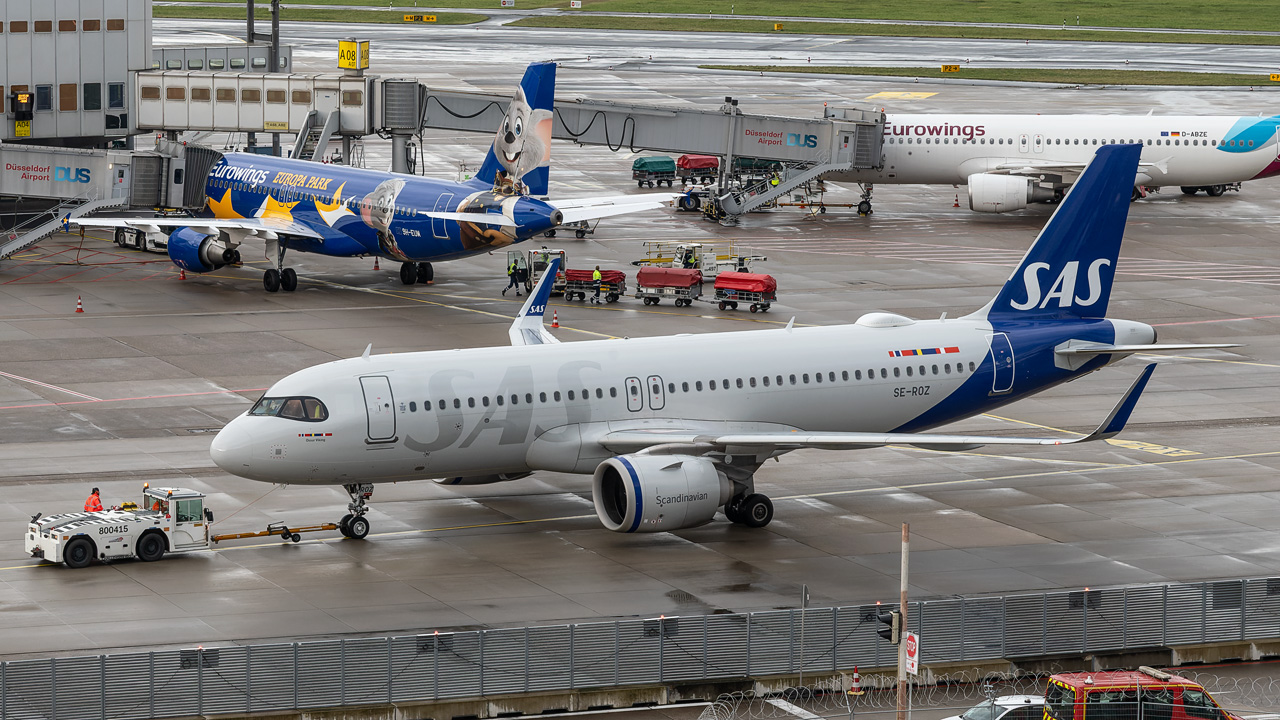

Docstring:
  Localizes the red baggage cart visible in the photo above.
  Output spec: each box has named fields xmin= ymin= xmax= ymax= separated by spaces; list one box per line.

xmin=635 ymin=267 xmax=703 ymax=307
xmin=714 ymin=271 xmax=776 ymax=313
xmin=564 ymin=268 xmax=627 ymax=303
xmin=677 ymin=154 xmax=720 ymax=186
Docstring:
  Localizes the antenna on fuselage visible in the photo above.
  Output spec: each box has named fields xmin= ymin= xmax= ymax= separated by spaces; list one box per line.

xmin=361 ymin=343 xmax=372 ymax=360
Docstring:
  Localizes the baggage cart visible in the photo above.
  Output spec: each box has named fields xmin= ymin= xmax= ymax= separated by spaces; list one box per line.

xmin=714 ymin=271 xmax=776 ymax=313
xmin=564 ymin=268 xmax=627 ymax=303
xmin=678 ymin=154 xmax=719 ymax=186
xmin=635 ymin=241 xmax=766 ymax=279
xmin=635 ymin=266 xmax=702 ymax=307
xmin=632 ymin=156 xmax=677 ymax=188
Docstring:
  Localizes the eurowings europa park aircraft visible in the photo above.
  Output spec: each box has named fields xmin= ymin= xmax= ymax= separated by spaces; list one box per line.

xmin=73 ymin=62 xmax=671 ymax=292
xmin=210 ymin=145 xmax=1236 ymax=539
xmin=827 ymin=113 xmax=1280 ymax=213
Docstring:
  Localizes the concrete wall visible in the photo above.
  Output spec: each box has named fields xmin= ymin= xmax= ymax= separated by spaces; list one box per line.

xmin=1 ymin=0 xmax=152 ymax=143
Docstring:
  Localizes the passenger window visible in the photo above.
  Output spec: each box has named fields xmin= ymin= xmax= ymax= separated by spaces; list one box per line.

xmin=482 ymin=396 xmax=490 ymax=407
xmin=749 ymin=377 xmax=756 ymax=388
xmin=762 ymin=376 xmax=769 ymax=387
xmin=409 ymin=402 xmax=417 ymax=412
xmin=736 ymin=378 xmax=743 ymax=389
xmin=468 ymin=398 xmax=475 ymax=408
xmin=855 ymin=370 xmax=862 ymax=380
xmin=540 ymin=392 xmax=548 ymax=402
xmin=802 ymin=374 xmax=809 ymax=384
xmin=776 ymin=375 xmax=783 ymax=386
xmin=906 ymin=367 xmax=913 ymax=377
xmin=695 ymin=381 xmax=702 ymax=391
xmin=627 ymin=386 xmax=636 ymax=397
xmin=841 ymin=371 xmax=848 ymax=381
xmin=682 ymin=382 xmax=689 ymax=392
xmin=509 ymin=394 xmax=516 ymax=405
xmin=496 ymin=395 xmax=504 ymax=406
xmin=596 ymin=388 xmax=603 ymax=399
xmin=668 ymin=383 xmax=675 ymax=394
xmin=932 ymin=365 xmax=938 ymax=375
xmin=608 ymin=388 xmax=616 ymax=398
xmin=710 ymin=380 xmax=717 ymax=390
xmin=554 ymin=391 xmax=561 ymax=401
xmin=945 ymin=364 xmax=951 ymax=374
xmin=723 ymin=378 xmax=730 ymax=389
xmin=568 ymin=390 xmax=576 ymax=400
xmin=969 ymin=362 xmax=976 ymax=371
xmin=583 ymin=388 xmax=590 ymax=400
xmin=815 ymin=372 xmax=823 ymax=383
xmin=919 ymin=365 xmax=926 ymax=376
xmin=893 ymin=367 xmax=901 ymax=377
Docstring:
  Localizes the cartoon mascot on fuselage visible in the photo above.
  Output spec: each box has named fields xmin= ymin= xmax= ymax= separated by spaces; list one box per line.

xmin=492 ymin=85 xmax=552 ymax=195
xmin=359 ymin=178 xmax=407 ymax=260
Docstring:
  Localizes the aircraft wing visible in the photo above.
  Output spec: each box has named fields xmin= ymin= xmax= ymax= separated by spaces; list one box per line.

xmin=548 ymin=194 xmax=679 ymax=225
xmin=508 ymin=257 xmax=561 ymax=346
xmin=599 ymin=364 xmax=1155 ymax=455
xmin=1055 ymin=342 xmax=1240 ymax=356
xmin=69 ymin=216 xmax=325 ymax=240
xmin=991 ymin=158 xmax=1165 ymax=183
xmin=419 ymin=211 xmax=516 ymax=229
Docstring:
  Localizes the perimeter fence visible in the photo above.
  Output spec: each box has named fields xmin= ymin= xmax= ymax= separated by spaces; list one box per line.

xmin=3 ymin=576 xmax=1280 ymax=720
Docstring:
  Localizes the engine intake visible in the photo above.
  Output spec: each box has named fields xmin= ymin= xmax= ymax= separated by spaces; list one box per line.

xmin=967 ymin=173 xmax=1056 ymax=213
xmin=167 ymin=227 xmax=236 ymax=273
xmin=592 ymin=454 xmax=731 ymax=533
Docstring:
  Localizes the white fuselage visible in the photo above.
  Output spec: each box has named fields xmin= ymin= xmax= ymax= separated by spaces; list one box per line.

xmin=209 ymin=313 xmax=1137 ymax=486
xmin=828 ymin=114 xmax=1280 ymax=186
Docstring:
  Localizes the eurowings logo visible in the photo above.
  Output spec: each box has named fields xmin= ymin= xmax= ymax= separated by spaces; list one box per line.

xmin=1009 ymin=259 xmax=1110 ymax=310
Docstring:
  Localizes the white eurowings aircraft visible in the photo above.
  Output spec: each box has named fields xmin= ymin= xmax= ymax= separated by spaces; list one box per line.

xmin=828 ymin=113 xmax=1280 ymax=213
xmin=210 ymin=144 xmax=1235 ymax=539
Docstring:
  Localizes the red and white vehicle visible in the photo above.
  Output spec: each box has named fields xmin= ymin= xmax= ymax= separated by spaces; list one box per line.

xmin=1045 ymin=667 xmax=1242 ymax=720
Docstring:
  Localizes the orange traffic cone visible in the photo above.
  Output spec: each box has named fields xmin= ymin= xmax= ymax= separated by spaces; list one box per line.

xmin=179 ymin=267 xmax=186 ymax=280
xmin=953 ymin=193 xmax=961 ymax=208
xmin=373 ymin=257 xmax=380 ymax=271
xmin=75 ymin=296 xmax=83 ymax=313
xmin=551 ymin=310 xmax=559 ymax=328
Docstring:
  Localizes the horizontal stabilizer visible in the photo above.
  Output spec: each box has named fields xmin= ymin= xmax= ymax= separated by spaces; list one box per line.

xmin=421 ymin=211 xmax=516 ymax=229
xmin=1055 ymin=342 xmax=1241 ymax=356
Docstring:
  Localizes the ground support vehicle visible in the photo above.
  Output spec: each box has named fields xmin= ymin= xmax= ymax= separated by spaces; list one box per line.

xmin=26 ymin=485 xmax=213 ymax=568
xmin=678 ymin=154 xmax=719 ymax=186
xmin=1045 ymin=667 xmax=1242 ymax=720
xmin=565 ymin=219 xmax=596 ymax=238
xmin=632 ymin=156 xmax=677 ymax=188
xmin=1181 ymin=182 xmax=1240 ymax=197
xmin=504 ymin=249 xmax=533 ymax=293
xmin=564 ymin=268 xmax=626 ymax=302
xmin=635 ymin=266 xmax=702 ymax=306
xmin=636 ymin=241 xmax=766 ymax=279
xmin=943 ymin=696 xmax=1043 ymax=720
xmin=677 ymin=189 xmax=708 ymax=212
xmin=523 ymin=248 xmax=567 ymax=295
xmin=714 ymin=271 xmax=776 ymax=313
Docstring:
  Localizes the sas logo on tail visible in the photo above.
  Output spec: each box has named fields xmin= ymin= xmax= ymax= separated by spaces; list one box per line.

xmin=1010 ymin=259 xmax=1110 ymax=310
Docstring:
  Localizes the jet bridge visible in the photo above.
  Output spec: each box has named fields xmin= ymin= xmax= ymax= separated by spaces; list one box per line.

xmin=412 ymin=86 xmax=885 ymax=218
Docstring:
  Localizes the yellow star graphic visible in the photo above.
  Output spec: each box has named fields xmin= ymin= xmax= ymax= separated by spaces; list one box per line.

xmin=261 ymin=194 xmax=300 ymax=224
xmin=206 ymin=189 xmax=244 ymax=219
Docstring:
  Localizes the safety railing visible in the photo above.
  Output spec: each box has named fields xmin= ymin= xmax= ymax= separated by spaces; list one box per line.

xmin=3 ymin=577 xmax=1280 ymax=720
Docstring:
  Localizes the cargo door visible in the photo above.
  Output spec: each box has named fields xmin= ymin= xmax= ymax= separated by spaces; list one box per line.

xmin=646 ymin=375 xmax=665 ymax=411
xmin=432 ymin=192 xmax=454 ymax=239
xmin=360 ymin=375 xmax=398 ymax=442
xmin=986 ymin=333 xmax=1014 ymax=394
xmin=625 ymin=377 xmax=643 ymax=412
xmin=171 ymin=498 xmax=206 ymax=550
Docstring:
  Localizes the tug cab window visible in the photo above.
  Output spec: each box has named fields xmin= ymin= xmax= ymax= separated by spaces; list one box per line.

xmin=249 ymin=396 xmax=329 ymax=422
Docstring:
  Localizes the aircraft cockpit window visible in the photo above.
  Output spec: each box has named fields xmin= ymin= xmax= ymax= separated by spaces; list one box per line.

xmin=248 ymin=396 xmax=328 ymax=422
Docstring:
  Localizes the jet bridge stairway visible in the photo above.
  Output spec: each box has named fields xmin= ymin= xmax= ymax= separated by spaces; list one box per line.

xmin=716 ymin=157 xmax=850 ymax=216
xmin=291 ymin=109 xmax=341 ymax=161
xmin=0 ymin=195 xmax=128 ymax=261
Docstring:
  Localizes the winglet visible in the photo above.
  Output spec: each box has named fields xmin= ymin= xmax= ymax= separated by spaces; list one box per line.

xmin=361 ymin=343 xmax=372 ymax=361
xmin=1072 ymin=363 xmax=1157 ymax=442
xmin=509 ymin=257 xmax=561 ymax=346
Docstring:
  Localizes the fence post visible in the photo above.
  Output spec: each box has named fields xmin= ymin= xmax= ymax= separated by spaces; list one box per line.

xmin=1042 ymin=594 xmax=1048 ymax=654
xmin=479 ymin=630 xmax=486 ymax=696
xmin=100 ymin=655 xmax=106 ymax=720
xmin=1123 ymin=590 xmax=1129 ymax=649
xmin=149 ymin=652 xmax=155 ymax=719
xmin=959 ymin=599 xmax=965 ymax=662
xmin=1001 ymin=596 xmax=1007 ymax=658
xmin=433 ymin=635 xmax=440 ymax=700
xmin=340 ymin=639 xmax=346 ymax=706
xmin=745 ymin=613 xmax=752 ymax=677
xmin=703 ymin=615 xmax=709 ymax=679
xmin=1202 ymin=582 xmax=1208 ymax=645
xmin=1241 ymin=579 xmax=1249 ymax=641
xmin=788 ymin=610 xmax=795 ymax=674
xmin=831 ymin=608 xmax=838 ymax=672
xmin=659 ymin=619 xmax=665 ymax=684
xmin=614 ymin=622 xmax=620 ymax=686
xmin=569 ymin=625 xmax=576 ymax=690
xmin=1083 ymin=593 xmax=1088 ymax=654
xmin=2 ymin=660 xmax=6 ymax=720
xmin=51 ymin=658 xmax=57 ymax=720
xmin=197 ymin=648 xmax=203 ymax=717
xmin=293 ymin=643 xmax=299 ymax=710
xmin=247 ymin=645 xmax=253 ymax=714
xmin=524 ymin=627 xmax=530 ymax=694
xmin=1162 ymin=585 xmax=1168 ymax=647
xmin=387 ymin=637 xmax=394 ymax=704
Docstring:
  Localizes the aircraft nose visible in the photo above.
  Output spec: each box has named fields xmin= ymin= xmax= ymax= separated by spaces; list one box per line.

xmin=210 ymin=421 xmax=254 ymax=476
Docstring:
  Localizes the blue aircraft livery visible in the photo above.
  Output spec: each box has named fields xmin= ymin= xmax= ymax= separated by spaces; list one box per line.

xmin=73 ymin=62 xmax=672 ymax=292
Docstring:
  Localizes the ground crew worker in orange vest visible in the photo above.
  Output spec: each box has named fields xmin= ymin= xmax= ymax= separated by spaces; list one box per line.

xmin=84 ymin=487 xmax=103 ymax=512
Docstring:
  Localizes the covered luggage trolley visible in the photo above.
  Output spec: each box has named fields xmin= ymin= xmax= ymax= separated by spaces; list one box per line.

xmin=632 ymin=156 xmax=677 ymax=188
xmin=715 ymin=271 xmax=776 ymax=313
xmin=635 ymin=267 xmax=702 ymax=307
xmin=678 ymin=154 xmax=719 ymax=186
xmin=564 ymin=267 xmax=627 ymax=303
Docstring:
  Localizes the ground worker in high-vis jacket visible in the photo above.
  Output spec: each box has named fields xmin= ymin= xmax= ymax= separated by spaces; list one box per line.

xmin=592 ymin=266 xmax=603 ymax=303
xmin=84 ymin=487 xmax=103 ymax=512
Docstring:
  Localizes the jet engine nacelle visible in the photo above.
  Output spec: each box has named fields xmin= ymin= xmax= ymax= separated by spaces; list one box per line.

xmin=592 ymin=455 xmax=732 ymax=533
xmin=967 ymin=173 xmax=1055 ymax=213
xmin=167 ymin=227 xmax=236 ymax=273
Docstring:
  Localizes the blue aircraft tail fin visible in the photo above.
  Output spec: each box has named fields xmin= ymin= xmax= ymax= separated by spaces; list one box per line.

xmin=978 ymin=144 xmax=1141 ymax=322
xmin=471 ymin=62 xmax=556 ymax=197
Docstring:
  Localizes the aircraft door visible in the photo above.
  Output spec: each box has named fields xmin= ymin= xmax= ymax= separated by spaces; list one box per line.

xmin=986 ymin=333 xmax=1015 ymax=394
xmin=1033 ymin=134 xmax=1044 ymax=153
xmin=1019 ymin=134 xmax=1029 ymax=153
xmin=432 ymin=193 xmax=455 ymax=239
xmin=625 ymin=377 xmax=643 ymax=412
xmin=646 ymin=375 xmax=666 ymax=411
xmin=360 ymin=375 xmax=398 ymax=442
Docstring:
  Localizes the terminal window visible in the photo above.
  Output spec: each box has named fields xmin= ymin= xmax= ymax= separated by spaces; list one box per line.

xmin=107 ymin=18 xmax=124 ymax=30
xmin=9 ymin=21 xmax=27 ymax=32
xmin=140 ymin=86 xmax=160 ymax=100
xmin=216 ymin=88 xmax=235 ymax=102
xmin=58 ymin=20 xmax=75 ymax=31
xmin=166 ymin=87 xmax=185 ymax=101
xmin=242 ymin=88 xmax=261 ymax=103
xmin=108 ymin=82 xmax=124 ymax=108
xmin=230 ymin=58 xmax=246 ymax=69
xmin=188 ymin=59 xmax=204 ymax=70
xmin=252 ymin=57 xmax=267 ymax=69
xmin=342 ymin=90 xmax=363 ymax=106
xmin=35 ymin=85 xmax=51 ymax=111
xmin=266 ymin=89 xmax=286 ymax=104
xmin=83 ymin=19 xmax=100 ymax=31
xmin=191 ymin=87 xmax=210 ymax=102
xmin=209 ymin=58 xmax=225 ymax=70
xmin=83 ymin=83 xmax=101 ymax=111
xmin=291 ymin=90 xmax=311 ymax=104
xmin=34 ymin=20 xmax=52 ymax=33
xmin=58 ymin=83 xmax=76 ymax=111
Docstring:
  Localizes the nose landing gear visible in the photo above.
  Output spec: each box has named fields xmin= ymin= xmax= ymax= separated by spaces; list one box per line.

xmin=338 ymin=483 xmax=374 ymax=539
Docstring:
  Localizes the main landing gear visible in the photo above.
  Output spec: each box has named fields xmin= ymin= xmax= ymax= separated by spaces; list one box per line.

xmin=263 ymin=242 xmax=299 ymax=292
xmin=724 ymin=492 xmax=774 ymax=528
xmin=338 ymin=483 xmax=374 ymax=539
xmin=399 ymin=261 xmax=434 ymax=285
